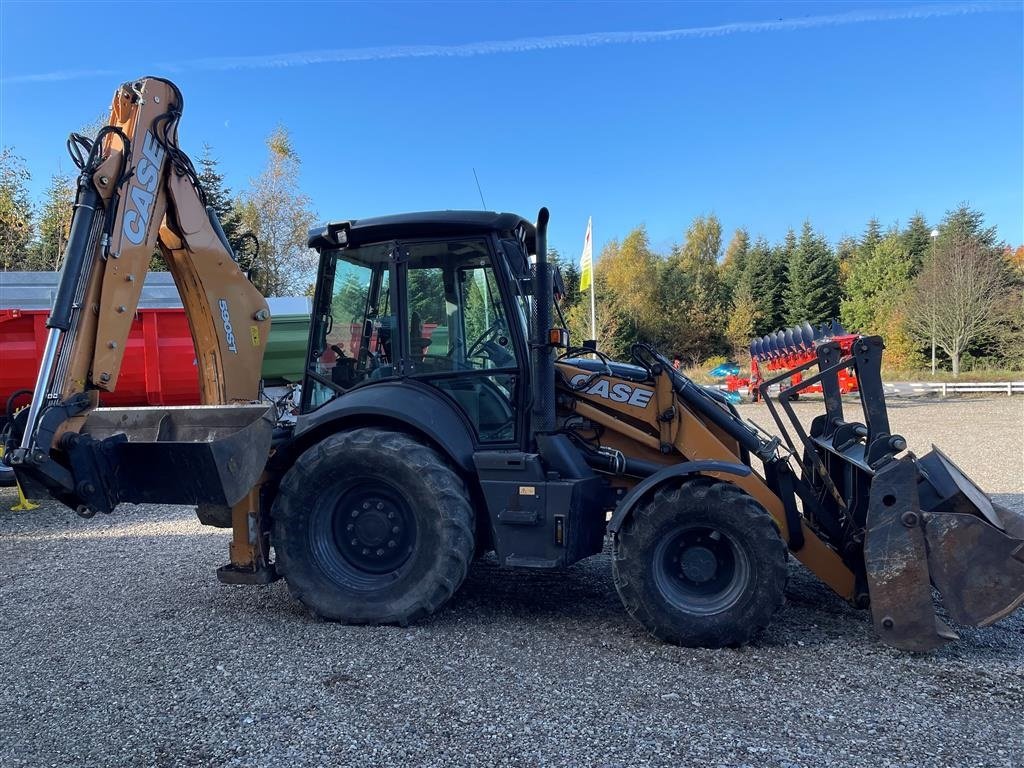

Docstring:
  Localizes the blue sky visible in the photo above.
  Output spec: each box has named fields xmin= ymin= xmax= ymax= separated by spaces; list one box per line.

xmin=1 ymin=1 xmax=1021 ymax=260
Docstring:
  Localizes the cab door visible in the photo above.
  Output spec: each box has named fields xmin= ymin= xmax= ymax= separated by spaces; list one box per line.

xmin=397 ymin=236 xmax=527 ymax=446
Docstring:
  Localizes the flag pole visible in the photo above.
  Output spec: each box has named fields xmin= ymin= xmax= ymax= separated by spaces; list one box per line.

xmin=589 ymin=245 xmax=596 ymax=342
xmin=580 ymin=216 xmax=595 ymax=344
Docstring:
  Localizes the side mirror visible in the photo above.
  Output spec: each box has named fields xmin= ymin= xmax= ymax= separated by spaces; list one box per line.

xmin=552 ymin=265 xmax=566 ymax=301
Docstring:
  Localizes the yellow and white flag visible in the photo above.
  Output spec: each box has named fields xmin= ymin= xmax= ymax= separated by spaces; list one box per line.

xmin=579 ymin=216 xmax=593 ymax=292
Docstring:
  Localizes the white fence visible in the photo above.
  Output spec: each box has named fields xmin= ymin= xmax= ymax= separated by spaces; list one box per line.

xmin=885 ymin=381 xmax=1024 ymax=397
xmin=714 ymin=381 xmax=1024 ymax=398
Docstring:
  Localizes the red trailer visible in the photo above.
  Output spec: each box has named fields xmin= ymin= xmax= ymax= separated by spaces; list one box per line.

xmin=0 ymin=272 xmax=310 ymax=418
xmin=1 ymin=307 xmax=202 ymax=411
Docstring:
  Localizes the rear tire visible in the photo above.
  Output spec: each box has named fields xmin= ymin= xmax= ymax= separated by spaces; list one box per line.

xmin=612 ymin=478 xmax=787 ymax=647
xmin=272 ymin=428 xmax=474 ymax=625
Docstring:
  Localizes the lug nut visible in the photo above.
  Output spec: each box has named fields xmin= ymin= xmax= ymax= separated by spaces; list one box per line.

xmin=376 ymin=502 xmax=384 ymax=510
xmin=392 ymin=526 xmax=400 ymax=534
xmin=346 ymin=524 xmax=353 ymax=531
xmin=388 ymin=540 xmax=396 ymax=548
xmin=363 ymin=502 xmax=370 ymax=510
xmin=387 ymin=512 xmax=395 ymax=519
xmin=376 ymin=549 xmax=384 ymax=556
xmin=361 ymin=548 xmax=369 ymax=555
xmin=351 ymin=539 xmax=358 ymax=546
xmin=881 ymin=616 xmax=895 ymax=630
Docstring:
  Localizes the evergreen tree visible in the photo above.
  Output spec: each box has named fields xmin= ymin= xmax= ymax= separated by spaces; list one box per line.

xmin=900 ymin=212 xmax=932 ymax=271
xmin=743 ymin=237 xmax=787 ymax=336
xmin=559 ymin=261 xmax=581 ymax=308
xmin=198 ymin=144 xmax=246 ymax=256
xmin=840 ymin=235 xmax=913 ymax=328
xmin=938 ymin=203 xmax=998 ymax=248
xmin=785 ymin=221 xmax=839 ymax=325
xmin=858 ymin=217 xmax=882 ymax=259
xmin=840 ymin=233 xmax=920 ymax=367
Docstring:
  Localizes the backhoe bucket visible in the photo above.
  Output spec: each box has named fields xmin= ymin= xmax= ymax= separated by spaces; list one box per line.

xmin=865 ymin=450 xmax=1024 ymax=651
xmin=78 ymin=404 xmax=273 ymax=507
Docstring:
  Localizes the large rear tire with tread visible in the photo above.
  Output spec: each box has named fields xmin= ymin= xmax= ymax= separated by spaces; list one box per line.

xmin=612 ymin=478 xmax=787 ymax=648
xmin=272 ymin=428 xmax=474 ymax=625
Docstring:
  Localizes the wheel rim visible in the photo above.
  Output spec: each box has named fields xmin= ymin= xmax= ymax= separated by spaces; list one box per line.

xmin=652 ymin=524 xmax=751 ymax=616
xmin=310 ymin=478 xmax=418 ymax=590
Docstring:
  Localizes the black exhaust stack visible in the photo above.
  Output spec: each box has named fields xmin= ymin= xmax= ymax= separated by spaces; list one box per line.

xmin=532 ymin=207 xmax=555 ymax=435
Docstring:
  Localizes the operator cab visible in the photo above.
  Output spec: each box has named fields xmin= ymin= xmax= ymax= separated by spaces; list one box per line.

xmin=304 ymin=211 xmax=536 ymax=445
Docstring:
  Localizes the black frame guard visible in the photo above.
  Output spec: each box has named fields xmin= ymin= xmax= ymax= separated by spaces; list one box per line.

xmin=759 ymin=332 xmax=1024 ymax=650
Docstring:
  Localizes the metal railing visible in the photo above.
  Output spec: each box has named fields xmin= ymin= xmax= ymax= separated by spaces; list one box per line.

xmin=714 ymin=381 xmax=1024 ymax=397
xmin=888 ymin=381 xmax=1024 ymax=396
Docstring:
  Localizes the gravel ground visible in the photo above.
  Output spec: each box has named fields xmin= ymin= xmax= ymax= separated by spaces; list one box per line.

xmin=1 ymin=397 xmax=1022 ymax=768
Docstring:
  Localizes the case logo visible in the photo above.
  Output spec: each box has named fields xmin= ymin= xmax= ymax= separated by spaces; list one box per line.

xmin=569 ymin=374 xmax=654 ymax=408
xmin=122 ymin=131 xmax=166 ymax=245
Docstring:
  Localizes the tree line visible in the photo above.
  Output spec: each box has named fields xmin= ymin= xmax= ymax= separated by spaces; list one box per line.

xmin=557 ymin=207 xmax=1024 ymax=376
xmin=0 ymin=127 xmax=317 ymax=297
xmin=2 ymin=128 xmax=1021 ymax=375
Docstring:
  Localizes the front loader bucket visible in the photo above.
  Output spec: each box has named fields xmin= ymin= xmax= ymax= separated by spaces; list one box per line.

xmin=753 ymin=328 xmax=1023 ymax=650
xmin=78 ymin=404 xmax=273 ymax=507
xmin=865 ymin=451 xmax=1024 ymax=651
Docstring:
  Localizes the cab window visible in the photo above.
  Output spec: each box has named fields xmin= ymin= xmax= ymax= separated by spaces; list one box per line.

xmin=403 ymin=238 xmax=520 ymax=443
xmin=305 ymin=243 xmax=394 ymax=410
xmin=403 ymin=239 xmax=518 ymax=374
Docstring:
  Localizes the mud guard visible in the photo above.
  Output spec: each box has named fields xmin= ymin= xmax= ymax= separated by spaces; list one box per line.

xmin=606 ymin=460 xmax=752 ymax=535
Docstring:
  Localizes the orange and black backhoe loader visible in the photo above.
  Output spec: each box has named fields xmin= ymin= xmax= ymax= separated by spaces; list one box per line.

xmin=6 ymin=77 xmax=1024 ymax=651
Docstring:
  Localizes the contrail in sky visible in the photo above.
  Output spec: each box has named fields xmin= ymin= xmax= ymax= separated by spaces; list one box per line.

xmin=1 ymin=2 xmax=1013 ymax=85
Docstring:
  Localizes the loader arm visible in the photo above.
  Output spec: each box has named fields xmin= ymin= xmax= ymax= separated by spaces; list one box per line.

xmin=6 ymin=77 xmax=273 ymax=518
xmin=556 ymin=338 xmax=1024 ymax=651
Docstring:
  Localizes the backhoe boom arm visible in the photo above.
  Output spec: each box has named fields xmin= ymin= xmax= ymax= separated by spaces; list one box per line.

xmin=6 ymin=77 xmax=273 ymax=516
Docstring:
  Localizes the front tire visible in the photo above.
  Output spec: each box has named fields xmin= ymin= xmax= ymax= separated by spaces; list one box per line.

xmin=272 ymin=428 xmax=474 ymax=625
xmin=612 ymin=478 xmax=787 ymax=647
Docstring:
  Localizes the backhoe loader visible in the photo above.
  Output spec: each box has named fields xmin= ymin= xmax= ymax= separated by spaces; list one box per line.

xmin=6 ymin=76 xmax=1024 ymax=651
